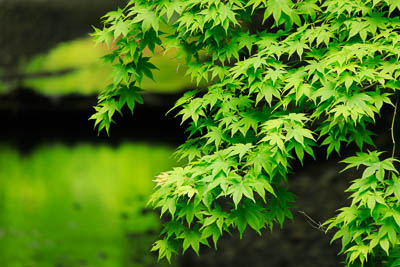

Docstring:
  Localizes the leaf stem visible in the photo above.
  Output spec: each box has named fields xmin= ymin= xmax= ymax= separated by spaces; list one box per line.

xmin=391 ymin=93 xmax=399 ymax=158
xmin=363 ymin=82 xmax=377 ymax=91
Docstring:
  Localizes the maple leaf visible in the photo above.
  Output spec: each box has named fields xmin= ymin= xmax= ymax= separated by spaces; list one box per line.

xmin=228 ymin=179 xmax=255 ymax=208
xmin=245 ymin=146 xmax=275 ymax=175
xmin=178 ymin=98 xmax=206 ymax=125
xmin=179 ymin=228 xmax=204 ymax=255
xmin=131 ymin=6 xmax=159 ymax=32
xmin=113 ymin=20 xmax=131 ymax=38
xmin=151 ymin=239 xmax=177 ymax=262
xmin=227 ymin=143 xmax=254 ymax=161
xmin=201 ymin=223 xmax=221 ymax=248
xmin=232 ymin=201 xmax=268 ymax=237
xmin=203 ymin=126 xmax=225 ymax=148
xmin=101 ymin=8 xmax=124 ymax=23
xmin=117 ymin=85 xmax=143 ymax=114
xmin=263 ymin=0 xmax=293 ymax=24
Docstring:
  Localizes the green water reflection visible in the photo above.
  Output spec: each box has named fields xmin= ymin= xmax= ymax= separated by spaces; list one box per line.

xmin=0 ymin=143 xmax=178 ymax=267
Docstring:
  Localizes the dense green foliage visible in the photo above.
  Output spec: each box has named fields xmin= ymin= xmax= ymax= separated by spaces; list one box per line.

xmin=325 ymin=151 xmax=400 ymax=266
xmin=92 ymin=0 xmax=400 ymax=265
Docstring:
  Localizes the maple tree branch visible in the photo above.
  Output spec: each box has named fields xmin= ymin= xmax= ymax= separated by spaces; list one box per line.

xmin=391 ymin=94 xmax=399 ymax=158
xmin=363 ymin=82 xmax=377 ymax=91
xmin=298 ymin=210 xmax=327 ymax=232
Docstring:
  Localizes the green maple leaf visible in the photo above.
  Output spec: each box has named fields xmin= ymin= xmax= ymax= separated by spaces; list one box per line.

xmin=249 ymin=175 xmax=276 ymax=201
xmin=254 ymin=80 xmax=281 ymax=105
xmin=297 ymin=0 xmax=321 ymax=21
xmin=101 ymin=8 xmax=124 ymax=23
xmin=346 ymin=20 xmax=369 ymax=41
xmin=286 ymin=124 xmax=315 ymax=146
xmin=161 ymin=0 xmax=184 ymax=21
xmin=230 ymin=95 xmax=253 ymax=111
xmin=385 ymin=208 xmax=400 ymax=228
xmin=261 ymin=132 xmax=285 ymax=151
xmin=117 ymin=85 xmax=143 ymax=114
xmin=131 ymin=6 xmax=159 ymax=32
xmin=179 ymin=228 xmax=205 ymax=255
xmin=203 ymin=127 xmax=224 ymax=148
xmin=202 ymin=205 xmax=228 ymax=232
xmin=380 ymin=238 xmax=390 ymax=256
xmin=305 ymin=60 xmax=325 ymax=76
xmin=89 ymin=111 xmax=114 ymax=136
xmin=151 ymin=239 xmax=177 ymax=262
xmin=177 ymin=202 xmax=201 ymax=226
xmin=88 ymin=98 xmax=119 ymax=135
xmin=174 ymin=138 xmax=203 ymax=162
xmin=316 ymin=28 xmax=333 ymax=47
xmin=135 ymin=56 xmax=158 ymax=81
xmin=102 ymin=98 xmax=119 ymax=119
xmin=232 ymin=202 xmax=266 ymax=237
xmin=265 ymin=67 xmax=286 ymax=85
xmin=284 ymin=68 xmax=307 ymax=92
xmin=228 ymin=179 xmax=255 ymax=208
xmin=178 ymin=98 xmax=205 ymax=125
xmin=167 ymin=89 xmax=200 ymax=115
xmin=207 ymin=157 xmax=234 ymax=176
xmin=245 ymin=146 xmax=274 ymax=175
xmin=227 ymin=143 xmax=254 ymax=161
xmin=161 ymin=220 xmax=185 ymax=240
xmin=237 ymin=112 xmax=262 ymax=136
xmin=112 ymin=64 xmax=131 ymax=84
xmin=340 ymin=151 xmax=382 ymax=172
xmin=219 ymin=41 xmax=240 ymax=62
xmin=287 ymin=40 xmax=309 ymax=59
xmin=210 ymin=65 xmax=229 ymax=81
xmin=205 ymin=172 xmax=231 ymax=196
xmin=293 ymin=142 xmax=305 ymax=164
xmin=218 ymin=2 xmax=239 ymax=25
xmin=113 ymin=20 xmax=131 ymax=38
xmin=386 ymin=175 xmax=400 ymax=200
xmin=263 ymin=0 xmax=293 ymax=24
xmin=161 ymin=198 xmax=177 ymax=218
xmin=387 ymin=0 xmax=400 ymax=14
xmin=236 ymin=31 xmax=258 ymax=52
xmin=246 ymin=0 xmax=267 ymax=12
xmin=201 ymin=223 xmax=221 ymax=249
xmin=91 ymin=27 xmax=114 ymax=47
xmin=365 ymin=13 xmax=387 ymax=36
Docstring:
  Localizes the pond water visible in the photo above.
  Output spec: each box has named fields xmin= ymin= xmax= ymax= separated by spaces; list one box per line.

xmin=0 ymin=143 xmax=178 ymax=267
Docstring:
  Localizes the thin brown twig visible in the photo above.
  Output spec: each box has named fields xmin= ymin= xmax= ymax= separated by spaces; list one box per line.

xmin=391 ymin=94 xmax=399 ymax=158
xmin=362 ymin=82 xmax=377 ymax=91
xmin=298 ymin=210 xmax=327 ymax=232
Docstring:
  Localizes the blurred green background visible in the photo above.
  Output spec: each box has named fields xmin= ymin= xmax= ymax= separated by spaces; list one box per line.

xmin=20 ymin=38 xmax=192 ymax=96
xmin=0 ymin=1 xmax=190 ymax=266
xmin=0 ymin=144 xmax=178 ymax=267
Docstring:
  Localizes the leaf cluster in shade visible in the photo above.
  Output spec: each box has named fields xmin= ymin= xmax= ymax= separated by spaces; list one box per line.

xmin=92 ymin=0 xmax=400 ymax=265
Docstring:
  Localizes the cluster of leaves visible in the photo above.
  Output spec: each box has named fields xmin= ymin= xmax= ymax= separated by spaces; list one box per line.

xmin=91 ymin=0 xmax=400 ymax=265
xmin=325 ymin=151 xmax=400 ymax=266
